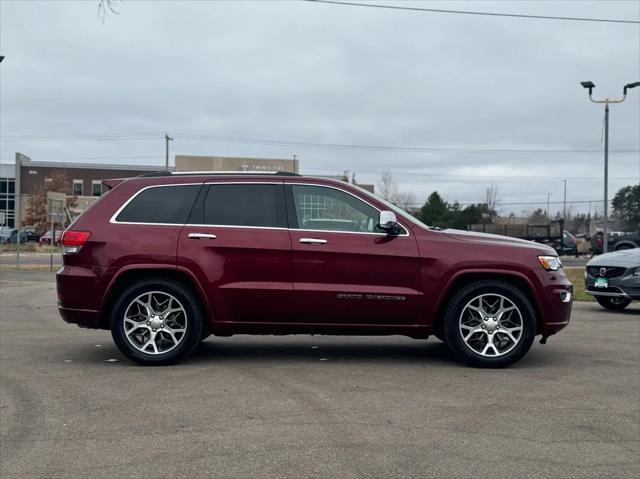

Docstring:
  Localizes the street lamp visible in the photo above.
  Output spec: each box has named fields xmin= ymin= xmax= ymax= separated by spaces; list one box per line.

xmin=580 ymin=80 xmax=639 ymax=253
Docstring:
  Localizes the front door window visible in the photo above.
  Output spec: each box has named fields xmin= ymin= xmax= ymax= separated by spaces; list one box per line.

xmin=291 ymin=185 xmax=381 ymax=233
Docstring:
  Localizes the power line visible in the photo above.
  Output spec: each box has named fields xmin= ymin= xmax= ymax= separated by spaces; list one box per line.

xmin=174 ymin=132 xmax=639 ymax=153
xmin=0 ymin=155 xmax=160 ymax=162
xmin=0 ymin=134 xmax=158 ymax=142
xmin=2 ymin=131 xmax=638 ymax=153
xmin=301 ymin=0 xmax=640 ymax=24
xmin=300 ymin=168 xmax=632 ymax=181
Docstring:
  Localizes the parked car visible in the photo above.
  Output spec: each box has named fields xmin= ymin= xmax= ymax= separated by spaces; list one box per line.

xmin=0 ymin=227 xmax=16 ymax=244
xmin=592 ymin=231 xmax=639 ymax=255
xmin=585 ymin=248 xmax=640 ymax=310
xmin=39 ymin=229 xmax=63 ymax=245
xmin=555 ymin=231 xmax=578 ymax=256
xmin=57 ymin=172 xmax=573 ymax=367
xmin=7 ymin=227 xmax=40 ymax=244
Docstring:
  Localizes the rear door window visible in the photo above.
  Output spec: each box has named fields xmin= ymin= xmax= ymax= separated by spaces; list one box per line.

xmin=115 ymin=185 xmax=201 ymax=224
xmin=201 ymin=183 xmax=286 ymax=228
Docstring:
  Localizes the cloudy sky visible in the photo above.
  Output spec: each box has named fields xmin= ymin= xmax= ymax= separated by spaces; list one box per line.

xmin=1 ymin=0 xmax=639 ymax=215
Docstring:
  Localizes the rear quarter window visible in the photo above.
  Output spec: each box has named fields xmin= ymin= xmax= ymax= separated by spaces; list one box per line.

xmin=115 ymin=185 xmax=201 ymax=224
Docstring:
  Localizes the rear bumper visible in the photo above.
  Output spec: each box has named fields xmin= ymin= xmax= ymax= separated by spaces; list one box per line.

xmin=58 ymin=305 xmax=101 ymax=329
xmin=56 ymin=265 xmax=106 ymax=329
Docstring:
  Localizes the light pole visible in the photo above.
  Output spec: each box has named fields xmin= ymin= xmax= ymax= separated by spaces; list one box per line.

xmin=165 ymin=132 xmax=174 ymax=171
xmin=562 ymin=179 xmax=567 ymax=220
xmin=580 ymin=81 xmax=639 ymax=252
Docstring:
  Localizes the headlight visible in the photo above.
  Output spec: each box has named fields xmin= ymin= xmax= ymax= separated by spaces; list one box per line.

xmin=538 ymin=255 xmax=562 ymax=271
xmin=633 ymin=267 xmax=640 ymax=277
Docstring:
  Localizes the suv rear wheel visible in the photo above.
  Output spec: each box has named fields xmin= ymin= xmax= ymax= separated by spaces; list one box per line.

xmin=595 ymin=296 xmax=631 ymax=311
xmin=111 ymin=278 xmax=203 ymax=365
xmin=443 ymin=280 xmax=536 ymax=368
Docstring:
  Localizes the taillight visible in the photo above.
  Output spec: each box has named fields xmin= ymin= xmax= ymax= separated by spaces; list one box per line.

xmin=61 ymin=230 xmax=91 ymax=255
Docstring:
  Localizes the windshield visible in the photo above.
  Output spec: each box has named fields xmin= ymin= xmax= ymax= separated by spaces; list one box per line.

xmin=349 ymin=183 xmax=431 ymax=230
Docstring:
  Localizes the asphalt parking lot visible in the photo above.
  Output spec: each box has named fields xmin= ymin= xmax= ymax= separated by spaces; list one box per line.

xmin=1 ymin=271 xmax=638 ymax=479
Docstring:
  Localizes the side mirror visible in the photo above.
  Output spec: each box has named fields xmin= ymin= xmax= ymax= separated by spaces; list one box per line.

xmin=377 ymin=210 xmax=402 ymax=236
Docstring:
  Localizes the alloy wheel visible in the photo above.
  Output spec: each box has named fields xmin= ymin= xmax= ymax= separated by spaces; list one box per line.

xmin=459 ymin=294 xmax=523 ymax=357
xmin=123 ymin=291 xmax=187 ymax=355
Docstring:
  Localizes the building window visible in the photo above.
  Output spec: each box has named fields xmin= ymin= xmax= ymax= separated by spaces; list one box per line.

xmin=92 ymin=180 xmax=103 ymax=197
xmin=73 ymin=180 xmax=83 ymax=196
xmin=0 ymin=177 xmax=16 ymax=228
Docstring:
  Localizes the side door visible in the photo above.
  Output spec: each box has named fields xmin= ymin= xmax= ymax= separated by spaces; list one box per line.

xmin=178 ymin=181 xmax=294 ymax=324
xmin=285 ymin=183 xmax=422 ymax=325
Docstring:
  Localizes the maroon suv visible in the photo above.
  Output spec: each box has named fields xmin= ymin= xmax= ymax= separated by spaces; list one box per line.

xmin=57 ymin=172 xmax=572 ymax=367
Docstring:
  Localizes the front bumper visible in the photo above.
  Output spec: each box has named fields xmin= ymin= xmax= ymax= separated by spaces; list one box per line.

xmin=539 ymin=277 xmax=573 ymax=338
xmin=585 ymin=271 xmax=640 ymax=300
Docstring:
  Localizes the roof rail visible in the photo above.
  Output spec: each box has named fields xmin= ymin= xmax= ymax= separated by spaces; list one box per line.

xmin=139 ymin=170 xmax=300 ymax=178
xmin=137 ymin=171 xmax=172 ymax=177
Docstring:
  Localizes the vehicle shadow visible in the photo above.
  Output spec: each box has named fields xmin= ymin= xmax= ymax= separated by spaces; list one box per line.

xmin=188 ymin=338 xmax=457 ymax=366
xmin=73 ymin=337 xmax=556 ymax=369
xmin=580 ymin=303 xmax=640 ymax=316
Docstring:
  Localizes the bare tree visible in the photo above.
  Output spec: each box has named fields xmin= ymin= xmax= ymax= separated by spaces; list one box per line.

xmin=24 ymin=170 xmax=78 ymax=233
xmin=377 ymin=171 xmax=416 ymax=211
xmin=377 ymin=171 xmax=396 ymax=201
xmin=484 ymin=184 xmax=500 ymax=212
xmin=392 ymin=191 xmax=417 ymax=211
xmin=98 ymin=0 xmax=120 ymax=21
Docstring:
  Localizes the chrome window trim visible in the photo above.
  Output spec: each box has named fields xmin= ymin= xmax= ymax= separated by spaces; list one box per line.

xmin=109 ymin=180 xmax=411 ymax=237
xmin=109 ymin=183 xmax=204 ymax=225
xmin=287 ymin=182 xmax=410 ymax=237
xmin=187 ymin=224 xmax=288 ymax=231
xmin=290 ymin=227 xmax=407 ymax=237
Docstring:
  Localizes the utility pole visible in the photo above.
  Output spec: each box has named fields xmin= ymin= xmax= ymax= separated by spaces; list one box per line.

xmin=293 ymin=154 xmax=298 ymax=174
xmin=562 ymin=179 xmax=567 ymax=220
xmin=580 ymin=80 xmax=639 ymax=253
xmin=547 ymin=193 xmax=552 ymax=219
xmin=165 ymin=133 xmax=174 ymax=171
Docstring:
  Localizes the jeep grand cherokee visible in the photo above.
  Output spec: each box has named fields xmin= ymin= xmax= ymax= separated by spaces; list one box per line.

xmin=57 ymin=172 xmax=573 ymax=367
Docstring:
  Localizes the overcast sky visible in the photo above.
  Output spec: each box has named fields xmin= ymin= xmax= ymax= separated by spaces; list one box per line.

xmin=1 ymin=0 xmax=639 ymax=215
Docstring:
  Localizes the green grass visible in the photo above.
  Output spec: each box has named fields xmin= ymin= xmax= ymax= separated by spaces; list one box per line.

xmin=564 ymin=267 xmax=594 ymax=302
xmin=0 ymin=244 xmax=59 ymax=253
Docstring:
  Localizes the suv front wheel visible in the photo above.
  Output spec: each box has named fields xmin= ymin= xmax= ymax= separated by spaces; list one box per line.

xmin=111 ymin=278 xmax=203 ymax=365
xmin=443 ymin=280 xmax=536 ymax=368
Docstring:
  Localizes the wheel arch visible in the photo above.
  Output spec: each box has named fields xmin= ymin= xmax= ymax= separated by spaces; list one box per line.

xmin=99 ymin=265 xmax=211 ymax=330
xmin=614 ymin=241 xmax=637 ymax=251
xmin=432 ymin=271 xmax=542 ymax=336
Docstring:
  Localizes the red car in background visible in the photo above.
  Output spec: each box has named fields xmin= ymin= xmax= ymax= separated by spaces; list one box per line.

xmin=40 ymin=229 xmax=63 ymax=246
xmin=57 ymin=172 xmax=573 ymax=367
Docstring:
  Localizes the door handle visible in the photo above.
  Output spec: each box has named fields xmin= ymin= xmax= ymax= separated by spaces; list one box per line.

xmin=187 ymin=233 xmax=217 ymax=240
xmin=299 ymin=238 xmax=327 ymax=245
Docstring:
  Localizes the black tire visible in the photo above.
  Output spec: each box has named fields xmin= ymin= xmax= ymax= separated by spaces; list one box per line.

xmin=111 ymin=278 xmax=203 ymax=365
xmin=595 ymin=296 xmax=631 ymax=311
xmin=443 ymin=280 xmax=536 ymax=368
